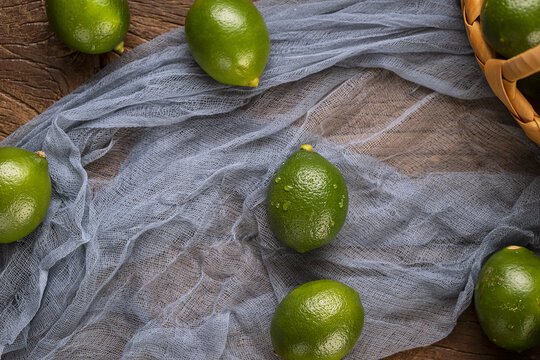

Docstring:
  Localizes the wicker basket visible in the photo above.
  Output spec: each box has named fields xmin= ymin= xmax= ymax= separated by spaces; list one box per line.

xmin=461 ymin=0 xmax=540 ymax=146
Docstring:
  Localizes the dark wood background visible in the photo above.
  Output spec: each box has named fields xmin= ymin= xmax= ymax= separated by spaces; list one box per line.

xmin=0 ymin=1 xmax=539 ymax=359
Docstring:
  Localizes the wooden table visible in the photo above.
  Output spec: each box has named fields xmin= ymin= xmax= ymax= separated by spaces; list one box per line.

xmin=1 ymin=1 xmax=539 ymax=359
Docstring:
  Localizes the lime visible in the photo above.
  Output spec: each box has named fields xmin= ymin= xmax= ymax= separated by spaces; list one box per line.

xmin=0 ymin=147 xmax=52 ymax=244
xmin=271 ymin=280 xmax=364 ymax=360
xmin=46 ymin=0 xmax=130 ymax=54
xmin=185 ymin=0 xmax=270 ymax=87
xmin=267 ymin=145 xmax=348 ymax=253
xmin=481 ymin=0 xmax=540 ymax=98
xmin=475 ymin=245 xmax=540 ymax=352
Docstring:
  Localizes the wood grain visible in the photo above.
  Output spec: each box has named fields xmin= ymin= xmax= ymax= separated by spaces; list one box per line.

xmin=0 ymin=0 xmax=539 ymax=359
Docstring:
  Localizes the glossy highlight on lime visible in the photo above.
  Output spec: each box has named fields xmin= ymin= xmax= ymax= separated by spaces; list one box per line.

xmin=0 ymin=147 xmax=52 ymax=244
xmin=271 ymin=280 xmax=364 ymax=360
xmin=185 ymin=0 xmax=270 ymax=87
xmin=46 ymin=0 xmax=130 ymax=54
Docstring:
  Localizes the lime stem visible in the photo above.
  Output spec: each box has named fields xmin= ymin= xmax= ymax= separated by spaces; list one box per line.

xmin=247 ymin=77 xmax=259 ymax=87
xmin=113 ymin=41 xmax=125 ymax=55
xmin=35 ymin=151 xmax=47 ymax=159
xmin=300 ymin=144 xmax=313 ymax=151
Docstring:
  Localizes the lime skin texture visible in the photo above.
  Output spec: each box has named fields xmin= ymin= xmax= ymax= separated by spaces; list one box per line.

xmin=0 ymin=147 xmax=52 ymax=244
xmin=46 ymin=0 xmax=130 ymax=54
xmin=475 ymin=245 xmax=540 ymax=352
xmin=185 ymin=0 xmax=270 ymax=87
xmin=267 ymin=145 xmax=348 ymax=253
xmin=271 ymin=279 xmax=365 ymax=360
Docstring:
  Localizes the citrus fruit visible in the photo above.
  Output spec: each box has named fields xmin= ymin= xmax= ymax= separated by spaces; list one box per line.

xmin=516 ymin=73 xmax=540 ymax=99
xmin=481 ymin=0 xmax=540 ymax=98
xmin=46 ymin=0 xmax=130 ymax=54
xmin=0 ymin=147 xmax=52 ymax=244
xmin=267 ymin=145 xmax=348 ymax=253
xmin=185 ymin=0 xmax=270 ymax=87
xmin=270 ymin=279 xmax=364 ymax=360
xmin=475 ymin=245 xmax=540 ymax=352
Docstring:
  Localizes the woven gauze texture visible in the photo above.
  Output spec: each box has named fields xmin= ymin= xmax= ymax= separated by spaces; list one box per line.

xmin=1 ymin=0 xmax=539 ymax=359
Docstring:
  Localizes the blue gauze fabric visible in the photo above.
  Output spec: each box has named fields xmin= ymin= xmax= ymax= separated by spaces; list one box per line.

xmin=1 ymin=0 xmax=539 ymax=358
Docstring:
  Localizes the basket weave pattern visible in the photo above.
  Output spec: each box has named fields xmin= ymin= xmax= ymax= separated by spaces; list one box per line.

xmin=462 ymin=0 xmax=540 ymax=145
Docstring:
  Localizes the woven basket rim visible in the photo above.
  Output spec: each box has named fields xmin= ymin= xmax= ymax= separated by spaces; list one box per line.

xmin=461 ymin=0 xmax=540 ymax=145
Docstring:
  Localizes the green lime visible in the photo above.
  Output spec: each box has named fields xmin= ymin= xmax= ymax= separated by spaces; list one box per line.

xmin=267 ymin=145 xmax=348 ymax=253
xmin=0 ymin=148 xmax=52 ymax=244
xmin=517 ymin=72 xmax=540 ymax=99
xmin=185 ymin=0 xmax=270 ymax=87
xmin=271 ymin=279 xmax=364 ymax=360
xmin=46 ymin=0 xmax=130 ymax=55
xmin=475 ymin=245 xmax=540 ymax=352
xmin=481 ymin=0 xmax=540 ymax=98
